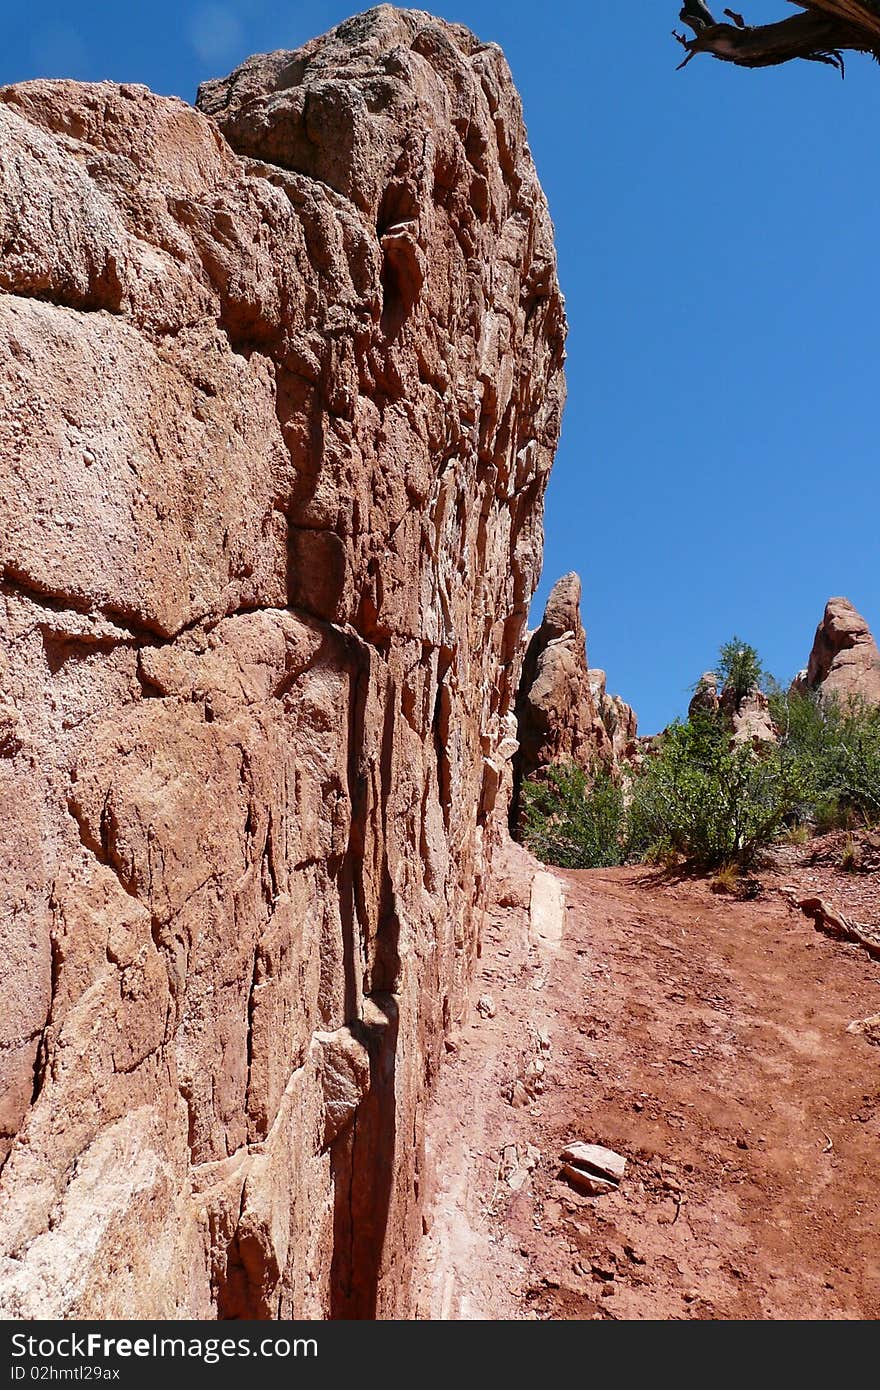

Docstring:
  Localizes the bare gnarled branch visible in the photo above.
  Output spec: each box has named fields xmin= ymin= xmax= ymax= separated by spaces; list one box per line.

xmin=673 ymin=1 xmax=880 ymax=74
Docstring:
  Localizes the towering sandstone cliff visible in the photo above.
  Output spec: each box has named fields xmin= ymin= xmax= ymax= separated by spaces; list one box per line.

xmin=0 ymin=6 xmax=565 ymax=1317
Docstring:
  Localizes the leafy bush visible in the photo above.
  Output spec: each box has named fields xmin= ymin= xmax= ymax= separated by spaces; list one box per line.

xmin=520 ymin=762 xmax=625 ymax=869
xmin=627 ymin=712 xmax=809 ymax=870
xmin=770 ymin=689 xmax=880 ymax=826
xmin=830 ymin=699 xmax=880 ymax=822
xmin=813 ymin=797 xmax=855 ymax=834
xmin=717 ymin=636 xmax=767 ymax=707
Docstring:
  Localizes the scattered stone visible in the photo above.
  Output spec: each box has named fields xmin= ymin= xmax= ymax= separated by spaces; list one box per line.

xmin=508 ymin=1080 xmax=531 ymax=1109
xmin=476 ymin=994 xmax=497 ymax=1020
xmin=847 ymin=1015 xmax=880 ymax=1044
xmin=561 ymin=1142 xmax=627 ymax=1183
xmin=502 ymin=1141 xmax=541 ymax=1192
xmin=525 ymin=1055 xmax=546 ymax=1091
xmin=560 ymin=1164 xmax=617 ymax=1197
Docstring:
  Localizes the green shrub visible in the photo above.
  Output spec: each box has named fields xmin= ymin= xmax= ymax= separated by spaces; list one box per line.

xmin=717 ymin=637 xmax=767 ymax=707
xmin=813 ymin=796 xmax=855 ymax=834
xmin=520 ymin=762 xmax=625 ymax=869
xmin=770 ymin=689 xmax=880 ymax=826
xmin=627 ymin=712 xmax=809 ymax=870
xmin=831 ymin=698 xmax=880 ymax=822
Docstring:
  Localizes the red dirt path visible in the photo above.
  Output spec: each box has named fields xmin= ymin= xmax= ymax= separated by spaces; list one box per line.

xmin=413 ymin=861 xmax=880 ymax=1319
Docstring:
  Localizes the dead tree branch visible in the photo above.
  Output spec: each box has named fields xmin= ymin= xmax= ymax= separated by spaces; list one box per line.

xmin=672 ymin=1 xmax=880 ymax=74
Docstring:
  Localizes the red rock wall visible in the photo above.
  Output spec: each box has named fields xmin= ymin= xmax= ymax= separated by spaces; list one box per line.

xmin=0 ymin=8 xmax=564 ymax=1317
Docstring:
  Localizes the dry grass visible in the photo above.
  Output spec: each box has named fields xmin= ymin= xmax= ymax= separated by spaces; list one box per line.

xmin=841 ymin=836 xmax=863 ymax=873
xmin=710 ymin=862 xmax=740 ymax=896
xmin=783 ymin=823 xmax=811 ymax=847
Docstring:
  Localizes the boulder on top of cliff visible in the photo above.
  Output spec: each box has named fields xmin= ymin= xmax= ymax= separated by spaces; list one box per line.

xmin=513 ymin=574 xmax=636 ymax=811
xmin=795 ymin=598 xmax=880 ymax=706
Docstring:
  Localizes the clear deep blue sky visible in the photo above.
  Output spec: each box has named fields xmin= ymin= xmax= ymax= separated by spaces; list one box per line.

xmin=5 ymin=2 xmax=879 ymax=731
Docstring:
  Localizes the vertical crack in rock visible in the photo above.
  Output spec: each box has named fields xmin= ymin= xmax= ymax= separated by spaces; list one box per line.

xmin=0 ymin=5 xmax=566 ymax=1318
xmin=329 ymin=996 xmax=399 ymax=1319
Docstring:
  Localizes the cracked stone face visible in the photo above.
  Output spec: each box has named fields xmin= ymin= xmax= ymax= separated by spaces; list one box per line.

xmin=0 ymin=5 xmax=565 ymax=1317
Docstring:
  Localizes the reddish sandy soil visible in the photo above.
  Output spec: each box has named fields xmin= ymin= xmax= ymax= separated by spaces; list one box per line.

xmin=413 ymin=852 xmax=880 ymax=1320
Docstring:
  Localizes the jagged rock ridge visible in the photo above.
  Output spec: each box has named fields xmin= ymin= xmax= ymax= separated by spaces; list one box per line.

xmin=512 ymin=572 xmax=636 ymax=815
xmin=0 ymin=5 xmax=565 ymax=1318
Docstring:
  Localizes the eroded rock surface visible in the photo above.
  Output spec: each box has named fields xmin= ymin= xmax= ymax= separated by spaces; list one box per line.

xmin=512 ymin=573 xmax=636 ymax=813
xmin=688 ymin=670 xmax=775 ymax=745
xmin=795 ymin=597 xmax=880 ymax=707
xmin=0 ymin=5 xmax=565 ymax=1318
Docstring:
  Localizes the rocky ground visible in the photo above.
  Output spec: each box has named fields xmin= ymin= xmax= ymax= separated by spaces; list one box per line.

xmin=413 ymin=838 xmax=880 ymax=1319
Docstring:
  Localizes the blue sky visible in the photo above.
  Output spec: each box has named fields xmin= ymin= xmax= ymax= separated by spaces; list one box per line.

xmin=5 ymin=2 xmax=879 ymax=732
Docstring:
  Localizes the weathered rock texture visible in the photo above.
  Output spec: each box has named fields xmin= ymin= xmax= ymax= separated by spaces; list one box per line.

xmin=688 ymin=671 xmax=775 ymax=745
xmin=688 ymin=671 xmax=720 ymax=721
xmin=512 ymin=573 xmax=636 ymax=815
xmin=589 ymin=669 xmax=639 ymax=766
xmin=729 ymin=688 xmax=776 ymax=746
xmin=0 ymin=5 xmax=565 ymax=1318
xmin=795 ymin=597 xmax=880 ymax=707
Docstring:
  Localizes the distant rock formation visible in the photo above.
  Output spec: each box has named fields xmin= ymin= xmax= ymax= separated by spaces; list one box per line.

xmin=688 ymin=672 xmax=720 ymax=720
xmin=728 ymin=688 xmax=776 ymax=746
xmin=794 ymin=598 xmax=880 ymax=707
xmin=589 ymin=669 xmax=639 ymax=765
xmin=512 ymin=573 xmax=636 ymax=815
xmin=688 ymin=668 xmax=775 ymax=745
xmin=0 ymin=7 xmax=565 ymax=1319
